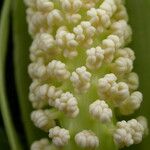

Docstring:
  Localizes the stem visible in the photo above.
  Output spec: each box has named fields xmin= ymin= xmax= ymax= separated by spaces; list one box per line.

xmin=0 ymin=0 xmax=23 ymax=150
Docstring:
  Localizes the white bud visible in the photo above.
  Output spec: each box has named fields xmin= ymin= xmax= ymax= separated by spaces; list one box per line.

xmin=31 ymin=138 xmax=51 ymax=150
xmin=128 ymin=119 xmax=144 ymax=144
xmin=56 ymin=26 xmax=78 ymax=58
xmin=36 ymin=33 xmax=55 ymax=51
xmin=111 ymin=20 xmax=132 ymax=46
xmin=110 ymin=82 xmax=130 ymax=106
xmin=114 ymin=119 xmax=145 ymax=148
xmin=60 ymin=0 xmax=82 ymax=12
xmin=47 ymin=86 xmax=63 ymax=106
xmin=120 ymin=91 xmax=143 ymax=115
xmin=98 ymin=74 xmax=129 ymax=106
xmin=89 ymin=100 xmax=112 ymax=123
xmin=36 ymin=0 xmax=54 ymax=12
xmin=75 ymin=130 xmax=99 ymax=148
xmin=87 ymin=8 xmax=111 ymax=33
xmin=102 ymin=37 xmax=116 ymax=63
xmin=29 ymin=81 xmax=48 ymax=109
xmin=55 ymin=92 xmax=79 ymax=118
xmin=86 ymin=46 xmax=104 ymax=70
xmin=28 ymin=60 xmax=47 ymax=79
xmin=47 ymin=60 xmax=70 ymax=80
xmin=31 ymin=109 xmax=55 ymax=131
xmin=70 ymin=66 xmax=91 ymax=93
xmin=115 ymin=48 xmax=135 ymax=61
xmin=74 ymin=21 xmax=96 ymax=47
xmin=65 ymin=13 xmax=81 ymax=24
xmin=100 ymin=0 xmax=117 ymax=17
xmin=49 ymin=126 xmax=70 ymax=147
xmin=137 ymin=116 xmax=149 ymax=136
xmin=98 ymin=73 xmax=117 ymax=93
xmin=123 ymin=72 xmax=139 ymax=91
xmin=27 ymin=11 xmax=46 ymax=36
xmin=111 ymin=57 xmax=133 ymax=75
xmin=47 ymin=9 xmax=63 ymax=26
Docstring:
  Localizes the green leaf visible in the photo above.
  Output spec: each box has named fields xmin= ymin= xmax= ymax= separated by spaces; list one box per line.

xmin=0 ymin=0 xmax=23 ymax=150
xmin=124 ymin=0 xmax=150 ymax=150
xmin=0 ymin=128 xmax=10 ymax=149
xmin=12 ymin=0 xmax=46 ymax=147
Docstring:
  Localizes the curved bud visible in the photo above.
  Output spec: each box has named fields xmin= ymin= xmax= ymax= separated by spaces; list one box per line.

xmin=75 ymin=130 xmax=99 ymax=148
xmin=120 ymin=91 xmax=143 ymax=115
xmin=31 ymin=138 xmax=52 ymax=150
xmin=111 ymin=57 xmax=133 ymax=75
xmin=137 ymin=116 xmax=149 ymax=136
xmin=86 ymin=46 xmax=104 ymax=70
xmin=55 ymin=92 xmax=79 ymax=118
xmin=49 ymin=126 xmax=70 ymax=147
xmin=47 ymin=60 xmax=70 ymax=80
xmin=123 ymin=72 xmax=139 ymax=91
xmin=70 ymin=66 xmax=91 ymax=93
xmin=47 ymin=86 xmax=63 ymax=106
xmin=31 ymin=109 xmax=56 ymax=131
xmin=89 ymin=100 xmax=112 ymax=123
xmin=47 ymin=9 xmax=63 ymax=26
xmin=73 ymin=21 xmax=96 ymax=47
xmin=114 ymin=119 xmax=145 ymax=148
xmin=36 ymin=0 xmax=54 ymax=12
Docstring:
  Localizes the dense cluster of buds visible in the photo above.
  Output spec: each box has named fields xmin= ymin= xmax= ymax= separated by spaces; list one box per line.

xmin=24 ymin=0 xmax=148 ymax=149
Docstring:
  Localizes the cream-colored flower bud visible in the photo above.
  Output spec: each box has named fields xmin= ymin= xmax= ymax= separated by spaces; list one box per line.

xmin=73 ymin=21 xmax=96 ymax=47
xmin=102 ymin=37 xmax=116 ymax=63
xmin=60 ymin=0 xmax=82 ymax=12
xmin=70 ymin=66 xmax=91 ymax=93
xmin=55 ymin=92 xmax=79 ymax=118
xmin=27 ymin=11 xmax=46 ymax=36
xmin=29 ymin=80 xmax=48 ymax=109
xmin=114 ymin=119 xmax=145 ymax=148
xmin=86 ymin=46 xmax=104 ymax=70
xmin=137 ymin=116 xmax=149 ymax=136
xmin=47 ymin=9 xmax=63 ymax=26
xmin=89 ymin=100 xmax=112 ymax=123
xmin=107 ymin=34 xmax=121 ymax=49
xmin=111 ymin=57 xmax=133 ymax=75
xmin=110 ymin=82 xmax=130 ymax=106
xmin=47 ymin=60 xmax=70 ymax=80
xmin=49 ymin=126 xmax=70 ymax=147
xmin=120 ymin=91 xmax=143 ymax=115
xmin=115 ymin=48 xmax=135 ymax=61
xmin=114 ymin=121 xmax=133 ymax=147
xmin=98 ymin=74 xmax=129 ymax=106
xmin=31 ymin=109 xmax=55 ymax=131
xmin=47 ymin=86 xmax=63 ymax=106
xmin=35 ymin=33 xmax=55 ymax=52
xmin=111 ymin=20 xmax=132 ymax=46
xmin=87 ymin=8 xmax=110 ymax=33
xmin=28 ymin=60 xmax=47 ymax=79
xmin=36 ymin=0 xmax=54 ymax=12
xmin=128 ymin=119 xmax=144 ymax=144
xmin=65 ymin=13 xmax=81 ymax=24
xmin=83 ymin=0 xmax=99 ymax=9
xmin=75 ymin=130 xmax=99 ymax=148
xmin=31 ymin=138 xmax=51 ymax=150
xmin=98 ymin=73 xmax=117 ymax=93
xmin=123 ymin=72 xmax=139 ymax=91
xmin=56 ymin=26 xmax=78 ymax=58
xmin=100 ymin=0 xmax=117 ymax=17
